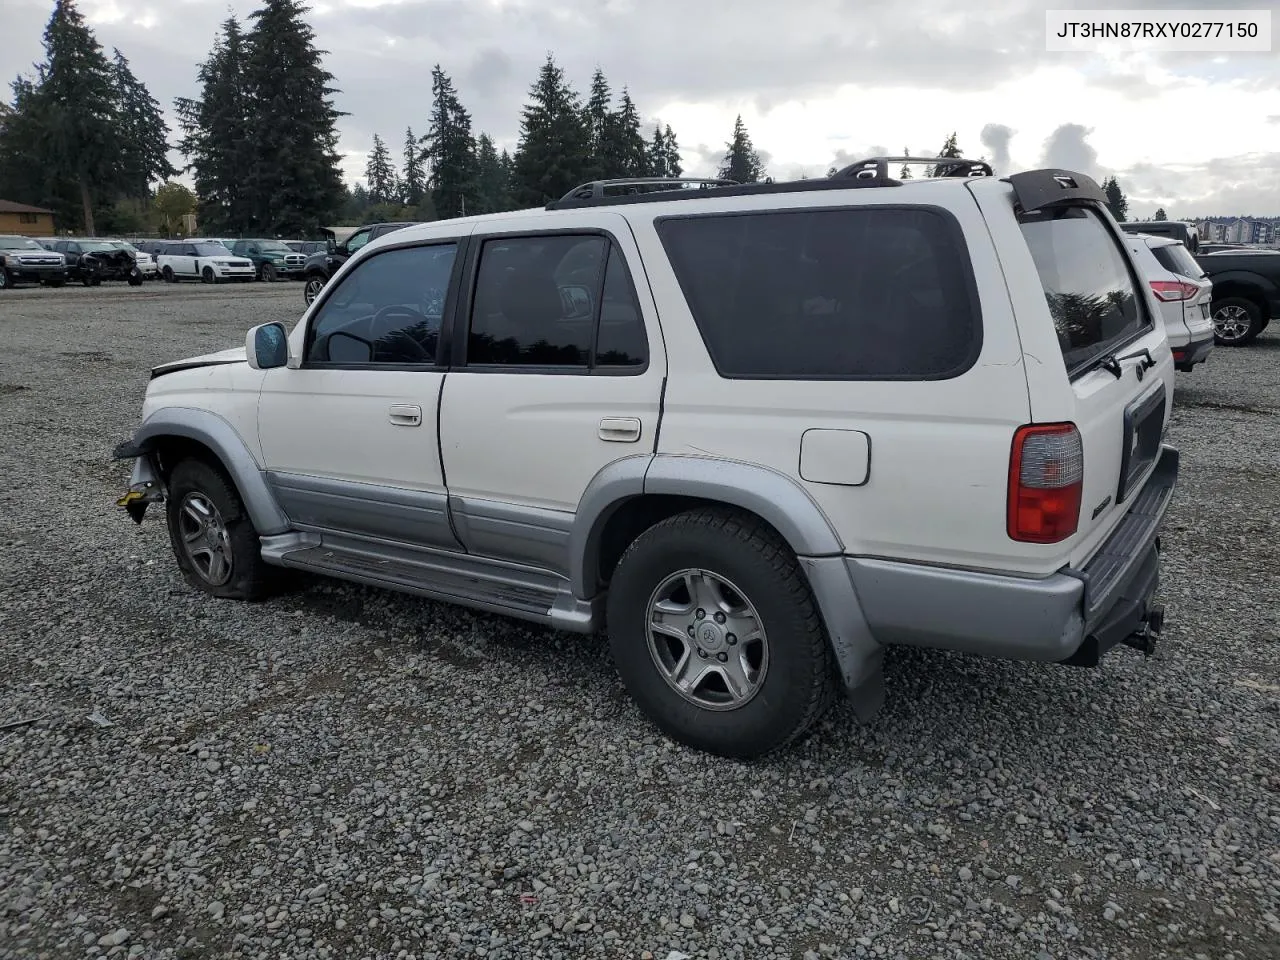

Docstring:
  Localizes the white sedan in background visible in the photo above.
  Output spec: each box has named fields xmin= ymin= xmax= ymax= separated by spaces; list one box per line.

xmin=157 ymin=241 xmax=256 ymax=284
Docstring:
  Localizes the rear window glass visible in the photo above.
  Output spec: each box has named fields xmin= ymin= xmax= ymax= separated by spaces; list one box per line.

xmin=1019 ymin=208 xmax=1150 ymax=373
xmin=1151 ymin=243 xmax=1204 ymax=279
xmin=656 ymin=207 xmax=980 ymax=379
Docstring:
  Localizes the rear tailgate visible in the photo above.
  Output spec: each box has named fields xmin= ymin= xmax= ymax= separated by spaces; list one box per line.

xmin=968 ymin=176 xmax=1175 ymax=572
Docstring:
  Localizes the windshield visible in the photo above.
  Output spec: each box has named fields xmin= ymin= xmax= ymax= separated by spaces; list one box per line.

xmin=253 ymin=240 xmax=293 ymax=254
xmin=0 ymin=236 xmax=44 ymax=250
xmin=194 ymin=243 xmax=232 ymax=257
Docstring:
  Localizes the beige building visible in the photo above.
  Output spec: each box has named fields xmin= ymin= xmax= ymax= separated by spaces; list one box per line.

xmin=0 ymin=199 xmax=55 ymax=236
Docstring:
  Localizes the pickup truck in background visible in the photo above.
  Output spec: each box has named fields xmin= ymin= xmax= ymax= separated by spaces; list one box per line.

xmin=302 ymin=221 xmax=418 ymax=305
xmin=1194 ymin=249 xmax=1280 ymax=346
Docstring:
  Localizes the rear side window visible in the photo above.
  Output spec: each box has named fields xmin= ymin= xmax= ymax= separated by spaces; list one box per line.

xmin=1151 ymin=243 xmax=1204 ymax=279
xmin=657 ymin=207 xmax=980 ymax=379
xmin=1019 ymin=207 xmax=1151 ymax=374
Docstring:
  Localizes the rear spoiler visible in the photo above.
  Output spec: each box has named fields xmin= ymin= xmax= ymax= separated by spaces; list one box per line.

xmin=1005 ymin=169 xmax=1108 ymax=214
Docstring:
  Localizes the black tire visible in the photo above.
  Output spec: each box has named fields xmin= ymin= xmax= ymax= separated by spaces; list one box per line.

xmin=128 ymin=271 xmax=143 ymax=287
xmin=201 ymin=266 xmax=216 ymax=284
xmin=165 ymin=459 xmax=283 ymax=601
xmin=605 ymin=508 xmax=837 ymax=759
xmin=162 ymin=266 xmax=175 ymax=283
xmin=81 ymin=273 xmax=94 ymax=287
xmin=0 ymin=269 xmax=9 ymax=290
xmin=260 ymin=262 xmax=277 ymax=282
xmin=304 ymin=275 xmax=325 ymax=305
xmin=1212 ymin=296 xmax=1263 ymax=347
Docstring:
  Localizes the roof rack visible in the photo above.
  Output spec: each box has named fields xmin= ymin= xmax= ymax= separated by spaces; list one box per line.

xmin=832 ymin=155 xmax=995 ymax=180
xmin=544 ymin=156 xmax=999 ymax=211
xmin=557 ymin=177 xmax=736 ymax=203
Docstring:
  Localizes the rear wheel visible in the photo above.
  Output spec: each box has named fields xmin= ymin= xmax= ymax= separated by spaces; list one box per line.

xmin=165 ymin=459 xmax=284 ymax=601
xmin=1212 ymin=297 xmax=1263 ymax=346
xmin=605 ymin=508 xmax=837 ymax=759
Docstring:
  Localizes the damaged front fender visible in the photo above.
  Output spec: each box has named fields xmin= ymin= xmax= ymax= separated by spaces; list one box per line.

xmin=115 ymin=453 xmax=166 ymax=524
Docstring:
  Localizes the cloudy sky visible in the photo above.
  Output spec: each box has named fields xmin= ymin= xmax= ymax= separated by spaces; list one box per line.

xmin=3 ymin=0 xmax=1279 ymax=217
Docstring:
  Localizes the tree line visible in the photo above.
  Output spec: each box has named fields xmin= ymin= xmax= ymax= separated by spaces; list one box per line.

xmin=0 ymin=0 xmax=1142 ymax=237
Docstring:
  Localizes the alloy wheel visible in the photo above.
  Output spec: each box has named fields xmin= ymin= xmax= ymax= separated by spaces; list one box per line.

xmin=176 ymin=493 xmax=234 ymax=586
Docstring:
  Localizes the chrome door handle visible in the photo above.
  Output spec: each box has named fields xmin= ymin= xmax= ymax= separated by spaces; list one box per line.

xmin=599 ymin=417 xmax=642 ymax=442
xmin=388 ymin=403 xmax=422 ymax=426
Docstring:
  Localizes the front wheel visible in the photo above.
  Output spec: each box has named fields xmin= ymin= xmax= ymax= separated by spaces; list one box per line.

xmin=164 ymin=459 xmax=283 ymax=601
xmin=162 ymin=266 xmax=175 ymax=283
xmin=605 ymin=508 xmax=837 ymax=759
xmin=260 ymin=262 xmax=277 ymax=282
xmin=201 ymin=266 xmax=216 ymax=284
xmin=0 ymin=269 xmax=9 ymax=290
xmin=128 ymin=270 xmax=143 ymax=287
xmin=1212 ymin=297 xmax=1263 ymax=346
xmin=303 ymin=275 xmax=325 ymax=305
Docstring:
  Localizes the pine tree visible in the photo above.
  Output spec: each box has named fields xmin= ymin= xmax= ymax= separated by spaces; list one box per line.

xmin=511 ymin=54 xmax=592 ymax=206
xmin=110 ymin=50 xmax=173 ymax=200
xmin=718 ymin=115 xmax=764 ymax=183
xmin=600 ymin=88 xmax=647 ymax=177
xmin=0 ymin=78 xmax=49 ymax=213
xmin=1103 ymin=176 xmax=1129 ymax=221
xmin=1154 ymin=207 xmax=1168 ymax=221
xmin=647 ymin=124 xmax=666 ymax=177
xmin=364 ymin=133 xmax=396 ymax=204
xmin=421 ymin=65 xmax=478 ymax=218
xmin=929 ymin=132 xmax=962 ymax=176
xmin=474 ymin=133 xmax=512 ymax=213
xmin=663 ymin=126 xmax=683 ymax=177
xmin=28 ymin=0 xmax=122 ymax=233
xmin=241 ymin=0 xmax=345 ymax=234
xmin=175 ymin=17 xmax=253 ymax=234
xmin=899 ymin=146 xmax=913 ymax=180
xmin=584 ymin=67 xmax=612 ymax=177
xmin=401 ymin=126 xmax=426 ymax=206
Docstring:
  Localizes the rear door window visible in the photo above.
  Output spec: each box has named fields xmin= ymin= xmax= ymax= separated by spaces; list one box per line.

xmin=1019 ymin=207 xmax=1152 ymax=375
xmin=656 ymin=207 xmax=981 ymax=380
xmin=1150 ymin=243 xmax=1205 ymax=279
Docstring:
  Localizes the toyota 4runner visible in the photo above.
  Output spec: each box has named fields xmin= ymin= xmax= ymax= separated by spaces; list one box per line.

xmin=114 ymin=159 xmax=1180 ymax=759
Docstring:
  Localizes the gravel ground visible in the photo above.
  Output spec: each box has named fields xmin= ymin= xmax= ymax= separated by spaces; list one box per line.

xmin=1 ymin=281 xmax=1277 ymax=960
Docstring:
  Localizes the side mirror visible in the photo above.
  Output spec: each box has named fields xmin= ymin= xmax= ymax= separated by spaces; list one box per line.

xmin=327 ymin=238 xmax=337 ymax=254
xmin=246 ymin=321 xmax=289 ymax=370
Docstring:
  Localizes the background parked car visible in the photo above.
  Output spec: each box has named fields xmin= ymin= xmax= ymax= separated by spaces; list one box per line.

xmin=1124 ymin=233 xmax=1214 ymax=371
xmin=302 ymin=221 xmax=418 ymax=304
xmin=285 ymin=240 xmax=326 ymax=256
xmin=49 ymin=238 xmax=142 ymax=286
xmin=158 ymin=241 xmax=256 ymax=284
xmin=108 ymin=240 xmax=159 ymax=279
xmin=1118 ymin=220 xmax=1201 ymax=253
xmin=229 ymin=238 xmax=306 ymax=281
xmin=0 ymin=234 xmax=67 ymax=289
xmin=1194 ymin=247 xmax=1280 ymax=346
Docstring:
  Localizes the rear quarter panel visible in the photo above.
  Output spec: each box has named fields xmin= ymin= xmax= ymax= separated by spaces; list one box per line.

xmin=629 ymin=181 xmax=1045 ymax=574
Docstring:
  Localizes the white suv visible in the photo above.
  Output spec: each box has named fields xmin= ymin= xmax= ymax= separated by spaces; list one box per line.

xmin=114 ymin=159 xmax=1180 ymax=758
xmin=1124 ymin=233 xmax=1215 ymax=371
xmin=157 ymin=241 xmax=256 ymax=283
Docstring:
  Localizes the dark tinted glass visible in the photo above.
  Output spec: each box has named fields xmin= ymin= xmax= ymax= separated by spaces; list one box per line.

xmin=307 ymin=243 xmax=457 ymax=364
xmin=1151 ymin=243 xmax=1204 ymax=279
xmin=657 ymin=208 xmax=979 ymax=379
xmin=595 ymin=248 xmax=647 ymax=366
xmin=1020 ymin=208 xmax=1150 ymax=372
xmin=468 ymin=235 xmax=606 ymax=366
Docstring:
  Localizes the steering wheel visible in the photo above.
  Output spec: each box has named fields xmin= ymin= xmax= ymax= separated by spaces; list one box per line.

xmin=370 ymin=304 xmax=433 ymax=362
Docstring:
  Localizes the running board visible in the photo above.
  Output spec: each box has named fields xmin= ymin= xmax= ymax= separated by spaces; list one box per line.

xmin=260 ymin=532 xmax=599 ymax=633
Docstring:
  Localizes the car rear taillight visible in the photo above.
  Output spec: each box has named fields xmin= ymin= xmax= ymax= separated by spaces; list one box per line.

xmin=1149 ymin=279 xmax=1199 ymax=301
xmin=1008 ymin=423 xmax=1083 ymax=543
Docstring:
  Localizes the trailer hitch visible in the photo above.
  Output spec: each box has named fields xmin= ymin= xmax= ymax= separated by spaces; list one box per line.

xmin=1120 ymin=604 xmax=1164 ymax=657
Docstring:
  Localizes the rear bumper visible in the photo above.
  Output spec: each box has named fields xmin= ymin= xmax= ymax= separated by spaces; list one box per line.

xmin=1173 ymin=333 xmax=1215 ymax=371
xmin=846 ymin=445 xmax=1179 ymax=664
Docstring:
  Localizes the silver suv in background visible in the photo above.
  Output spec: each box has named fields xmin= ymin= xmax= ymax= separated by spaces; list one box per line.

xmin=0 ymin=234 xmax=66 ymax=288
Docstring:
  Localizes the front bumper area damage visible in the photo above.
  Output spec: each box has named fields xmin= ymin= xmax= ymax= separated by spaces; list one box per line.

xmin=114 ymin=443 xmax=165 ymax=523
